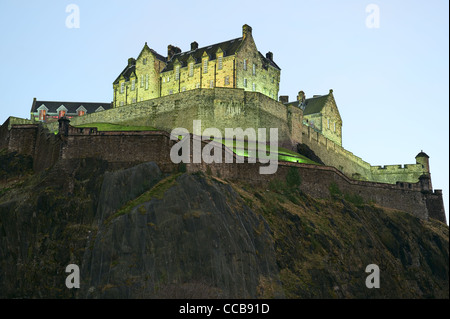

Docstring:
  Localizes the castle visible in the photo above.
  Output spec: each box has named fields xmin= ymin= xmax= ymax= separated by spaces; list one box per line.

xmin=0 ymin=25 xmax=446 ymax=224
xmin=112 ymin=25 xmax=280 ymax=107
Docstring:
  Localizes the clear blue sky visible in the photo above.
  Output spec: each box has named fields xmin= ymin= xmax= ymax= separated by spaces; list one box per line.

xmin=0 ymin=0 xmax=448 ymax=223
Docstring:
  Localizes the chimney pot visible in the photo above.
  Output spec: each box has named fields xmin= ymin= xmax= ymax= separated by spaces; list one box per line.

xmin=167 ymin=45 xmax=181 ymax=60
xmin=279 ymin=95 xmax=289 ymax=104
xmin=266 ymin=51 xmax=273 ymax=61
xmin=242 ymin=24 xmax=252 ymax=38
xmin=191 ymin=41 xmax=198 ymax=51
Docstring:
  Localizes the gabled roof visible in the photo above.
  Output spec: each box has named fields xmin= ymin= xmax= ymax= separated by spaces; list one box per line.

xmin=285 ymin=93 xmax=330 ymax=115
xmin=137 ymin=43 xmax=167 ymax=63
xmin=258 ymin=51 xmax=281 ymax=71
xmin=31 ymin=100 xmax=112 ymax=114
xmin=302 ymin=94 xmax=329 ymax=115
xmin=162 ymin=37 xmax=244 ymax=72
xmin=113 ymin=62 xmax=136 ymax=85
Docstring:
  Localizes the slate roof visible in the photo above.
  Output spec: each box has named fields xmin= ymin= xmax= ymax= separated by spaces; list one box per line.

xmin=416 ymin=151 xmax=429 ymax=158
xmin=162 ymin=37 xmax=244 ymax=72
xmin=113 ymin=62 xmax=136 ymax=85
xmin=31 ymin=100 xmax=112 ymax=114
xmin=113 ymin=46 xmax=168 ymax=85
xmin=285 ymin=94 xmax=330 ymax=115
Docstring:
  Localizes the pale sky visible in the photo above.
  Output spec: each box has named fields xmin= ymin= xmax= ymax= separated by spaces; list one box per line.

xmin=0 ymin=0 xmax=448 ymax=223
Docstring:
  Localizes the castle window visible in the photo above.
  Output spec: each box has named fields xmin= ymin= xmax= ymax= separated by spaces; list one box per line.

xmin=252 ymin=63 xmax=256 ymax=76
xmin=327 ymin=118 xmax=330 ymax=129
xmin=244 ymin=78 xmax=247 ymax=87
xmin=78 ymin=110 xmax=85 ymax=116
xmin=143 ymin=58 xmax=147 ymax=65
xmin=145 ymin=74 xmax=149 ymax=90
xmin=167 ymin=77 xmax=170 ymax=82
xmin=132 ymin=98 xmax=136 ymax=103
xmin=59 ymin=110 xmax=66 ymax=118
xmin=169 ymin=90 xmax=173 ymax=95
xmin=163 ymin=78 xmax=165 ymax=83
xmin=243 ymin=59 xmax=247 ymax=70
xmin=141 ymin=75 xmax=144 ymax=88
xmin=189 ymin=63 xmax=194 ymax=77
xmin=210 ymin=80 xmax=214 ymax=88
xmin=252 ymin=83 xmax=256 ymax=91
xmin=224 ymin=76 xmax=230 ymax=85
xmin=196 ymin=83 xmax=200 ymax=88
xmin=218 ymin=56 xmax=223 ymax=70
xmin=131 ymin=79 xmax=135 ymax=91
xmin=203 ymin=59 xmax=208 ymax=73
xmin=120 ymin=82 xmax=124 ymax=93
xmin=120 ymin=101 xmax=124 ymax=106
xmin=182 ymin=87 xmax=186 ymax=92
xmin=175 ymin=66 xmax=180 ymax=80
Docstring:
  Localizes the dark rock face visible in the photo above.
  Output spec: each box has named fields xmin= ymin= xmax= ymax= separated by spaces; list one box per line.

xmin=79 ymin=173 xmax=282 ymax=298
xmin=0 ymin=154 xmax=448 ymax=298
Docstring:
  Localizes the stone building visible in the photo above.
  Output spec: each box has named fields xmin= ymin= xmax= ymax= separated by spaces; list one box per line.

xmin=284 ymin=90 xmax=343 ymax=146
xmin=30 ymin=98 xmax=112 ymax=123
xmin=112 ymin=24 xmax=281 ymax=107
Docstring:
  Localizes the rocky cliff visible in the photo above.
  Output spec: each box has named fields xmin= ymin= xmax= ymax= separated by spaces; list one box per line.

xmin=0 ymin=151 xmax=448 ymax=298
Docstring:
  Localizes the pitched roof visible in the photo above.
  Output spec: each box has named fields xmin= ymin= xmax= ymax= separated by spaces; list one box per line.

xmin=285 ymin=94 xmax=329 ymax=115
xmin=162 ymin=37 xmax=244 ymax=72
xmin=416 ymin=151 xmax=429 ymax=158
xmin=113 ymin=62 xmax=136 ymax=85
xmin=302 ymin=95 xmax=330 ymax=115
xmin=258 ymin=51 xmax=281 ymax=71
xmin=31 ymin=100 xmax=112 ymax=114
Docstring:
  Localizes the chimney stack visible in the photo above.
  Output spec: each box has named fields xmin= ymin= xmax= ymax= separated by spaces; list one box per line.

xmin=128 ymin=58 xmax=136 ymax=67
xmin=167 ymin=45 xmax=181 ymax=60
xmin=191 ymin=41 xmax=198 ymax=51
xmin=266 ymin=51 xmax=273 ymax=61
xmin=242 ymin=24 xmax=252 ymax=39
xmin=279 ymin=95 xmax=289 ymax=104
xmin=297 ymin=91 xmax=305 ymax=103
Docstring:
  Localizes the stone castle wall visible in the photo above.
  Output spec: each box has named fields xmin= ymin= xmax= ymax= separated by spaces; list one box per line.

xmin=46 ymin=88 xmax=302 ymax=148
xmin=301 ymin=124 xmax=428 ymax=185
xmin=0 ymin=119 xmax=446 ymax=223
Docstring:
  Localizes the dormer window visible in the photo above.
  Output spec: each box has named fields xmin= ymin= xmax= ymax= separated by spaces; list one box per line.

xmin=57 ymin=105 xmax=68 ymax=119
xmin=120 ymin=82 xmax=124 ymax=93
xmin=131 ymin=79 xmax=135 ymax=91
xmin=218 ymin=56 xmax=223 ymax=70
xmin=39 ymin=109 xmax=46 ymax=121
xmin=189 ymin=63 xmax=194 ymax=77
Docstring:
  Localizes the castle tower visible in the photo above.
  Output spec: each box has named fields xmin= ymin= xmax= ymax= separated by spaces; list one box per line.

xmin=415 ymin=150 xmax=430 ymax=174
xmin=416 ymin=151 xmax=432 ymax=191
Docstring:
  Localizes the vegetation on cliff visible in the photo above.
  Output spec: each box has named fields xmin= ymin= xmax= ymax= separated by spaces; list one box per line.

xmin=0 ymin=152 xmax=448 ymax=298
